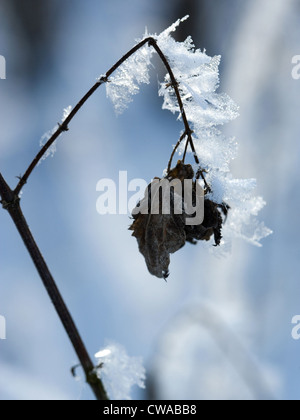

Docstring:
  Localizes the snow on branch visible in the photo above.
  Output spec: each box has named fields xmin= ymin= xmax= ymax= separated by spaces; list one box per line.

xmin=106 ymin=16 xmax=272 ymax=248
xmin=39 ymin=106 xmax=72 ymax=162
xmin=106 ymin=43 xmax=154 ymax=115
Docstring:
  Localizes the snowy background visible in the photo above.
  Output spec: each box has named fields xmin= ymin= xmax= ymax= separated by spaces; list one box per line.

xmin=0 ymin=0 xmax=299 ymax=400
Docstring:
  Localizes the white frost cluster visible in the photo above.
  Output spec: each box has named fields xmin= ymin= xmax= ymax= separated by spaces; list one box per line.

xmin=106 ymin=16 xmax=271 ymax=247
xmin=95 ymin=342 xmax=146 ymax=400
xmin=39 ymin=105 xmax=72 ymax=162
xmin=106 ymin=44 xmax=154 ymax=115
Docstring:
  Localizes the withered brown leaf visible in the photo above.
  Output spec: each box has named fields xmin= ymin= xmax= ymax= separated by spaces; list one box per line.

xmin=129 ymin=161 xmax=226 ymax=279
xmin=129 ymin=212 xmax=186 ymax=279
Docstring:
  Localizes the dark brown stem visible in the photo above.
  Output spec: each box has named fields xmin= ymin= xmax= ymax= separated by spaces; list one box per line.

xmin=0 ymin=174 xmax=108 ymax=400
xmin=182 ymin=136 xmax=190 ymax=163
xmin=189 ymin=137 xmax=211 ymax=191
xmin=167 ymin=131 xmax=187 ymax=173
xmin=147 ymin=39 xmax=193 ymax=138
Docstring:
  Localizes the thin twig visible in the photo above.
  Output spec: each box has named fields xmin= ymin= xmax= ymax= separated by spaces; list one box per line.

xmin=167 ymin=131 xmax=187 ymax=173
xmin=14 ymin=38 xmax=152 ymax=195
xmin=147 ymin=39 xmax=194 ymax=138
xmin=15 ymin=37 xmax=208 ymax=196
xmin=182 ymin=136 xmax=190 ymax=164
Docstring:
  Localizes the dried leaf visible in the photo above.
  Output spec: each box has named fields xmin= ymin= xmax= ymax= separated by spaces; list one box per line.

xmin=129 ymin=161 xmax=227 ymax=279
xmin=185 ymin=199 xmax=223 ymax=246
xmin=129 ymin=185 xmax=186 ymax=279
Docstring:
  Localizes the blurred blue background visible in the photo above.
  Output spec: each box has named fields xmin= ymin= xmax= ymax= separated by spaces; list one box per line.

xmin=0 ymin=0 xmax=300 ymax=400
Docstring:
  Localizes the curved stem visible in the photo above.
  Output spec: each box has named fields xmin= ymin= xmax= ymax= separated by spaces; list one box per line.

xmin=14 ymin=38 xmax=151 ymax=196
xmin=147 ymin=39 xmax=193 ymax=139
xmin=15 ymin=37 xmax=206 ymax=196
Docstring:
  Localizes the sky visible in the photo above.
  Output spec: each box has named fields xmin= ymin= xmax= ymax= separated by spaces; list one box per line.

xmin=0 ymin=0 xmax=300 ymax=400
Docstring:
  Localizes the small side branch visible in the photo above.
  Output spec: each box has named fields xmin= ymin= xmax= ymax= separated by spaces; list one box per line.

xmin=167 ymin=132 xmax=188 ymax=173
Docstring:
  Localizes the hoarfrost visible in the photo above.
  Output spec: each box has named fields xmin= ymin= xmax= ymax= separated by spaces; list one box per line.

xmin=39 ymin=106 xmax=72 ymax=162
xmin=154 ymin=18 xmax=271 ymax=247
xmin=95 ymin=341 xmax=146 ymax=400
xmin=106 ymin=44 xmax=154 ymax=114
